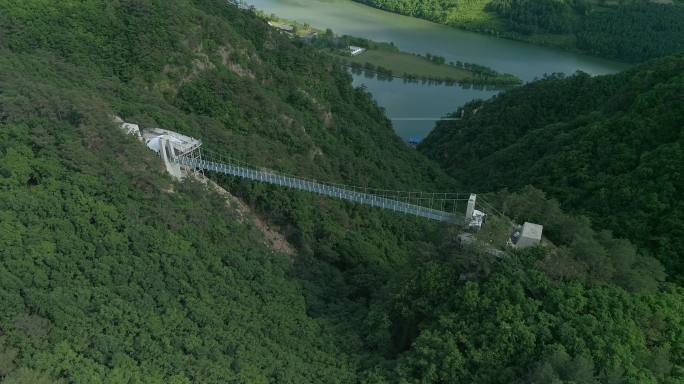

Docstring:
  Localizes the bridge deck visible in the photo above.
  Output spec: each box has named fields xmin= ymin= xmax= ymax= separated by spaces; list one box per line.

xmin=176 ymin=157 xmax=461 ymax=223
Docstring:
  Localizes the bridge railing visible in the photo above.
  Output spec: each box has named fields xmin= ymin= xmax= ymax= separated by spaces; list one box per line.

xmin=175 ymin=155 xmax=464 ymax=223
xmin=203 ymin=150 xmax=469 ymax=210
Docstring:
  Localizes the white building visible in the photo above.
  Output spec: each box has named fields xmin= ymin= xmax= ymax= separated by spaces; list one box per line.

xmin=510 ymin=222 xmax=543 ymax=248
xmin=268 ymin=21 xmax=294 ymax=33
xmin=349 ymin=46 xmax=366 ymax=56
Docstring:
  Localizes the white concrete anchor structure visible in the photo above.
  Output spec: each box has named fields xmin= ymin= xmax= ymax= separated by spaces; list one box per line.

xmin=142 ymin=128 xmax=202 ymax=180
xmin=464 ymin=193 xmax=486 ymax=229
xmin=465 ymin=194 xmax=476 ymax=223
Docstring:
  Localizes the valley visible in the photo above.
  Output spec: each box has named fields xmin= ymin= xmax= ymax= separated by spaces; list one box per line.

xmin=247 ymin=0 xmax=628 ymax=138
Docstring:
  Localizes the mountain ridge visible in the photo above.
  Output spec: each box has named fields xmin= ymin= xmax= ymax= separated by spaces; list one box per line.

xmin=419 ymin=53 xmax=684 ymax=280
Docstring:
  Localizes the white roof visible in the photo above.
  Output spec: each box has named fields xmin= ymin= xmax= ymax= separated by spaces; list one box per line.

xmin=145 ymin=135 xmax=182 ymax=153
xmin=142 ymin=128 xmax=201 ymax=156
xmin=521 ymin=222 xmax=543 ymax=240
xmin=268 ymin=22 xmax=293 ymax=32
xmin=469 ymin=209 xmax=486 ymax=228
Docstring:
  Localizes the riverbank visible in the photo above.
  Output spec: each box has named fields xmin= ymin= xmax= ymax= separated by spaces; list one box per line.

xmin=246 ymin=0 xmax=627 ymax=138
xmin=247 ymin=0 xmax=628 ymax=83
xmin=337 ymin=46 xmax=520 ymax=86
xmin=350 ymin=0 xmax=576 ymax=52
xmin=350 ymin=0 xmax=684 ymax=63
xmin=260 ymin=14 xmax=520 ymax=86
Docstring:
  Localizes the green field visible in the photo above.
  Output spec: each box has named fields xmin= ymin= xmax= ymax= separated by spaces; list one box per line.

xmin=348 ymin=50 xmax=468 ymax=78
xmin=339 ymin=48 xmax=520 ymax=84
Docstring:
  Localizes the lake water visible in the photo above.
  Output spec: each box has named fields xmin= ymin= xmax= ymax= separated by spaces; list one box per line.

xmin=247 ymin=0 xmax=629 ymax=138
xmin=351 ymin=75 xmax=498 ymax=139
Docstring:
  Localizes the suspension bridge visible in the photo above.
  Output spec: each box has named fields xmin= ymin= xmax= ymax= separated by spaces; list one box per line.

xmin=131 ymin=125 xmax=484 ymax=226
xmin=177 ymin=149 xmax=477 ymax=223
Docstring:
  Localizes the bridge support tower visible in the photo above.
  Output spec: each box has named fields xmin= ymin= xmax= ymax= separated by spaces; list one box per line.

xmin=465 ymin=194 xmax=477 ymax=225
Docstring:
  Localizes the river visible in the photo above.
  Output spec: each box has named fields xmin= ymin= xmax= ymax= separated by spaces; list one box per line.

xmin=247 ymin=0 xmax=629 ymax=139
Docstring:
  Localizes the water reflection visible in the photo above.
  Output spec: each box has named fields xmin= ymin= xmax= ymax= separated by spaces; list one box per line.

xmin=351 ymin=72 xmax=498 ymax=140
xmin=349 ymin=66 xmax=511 ymax=92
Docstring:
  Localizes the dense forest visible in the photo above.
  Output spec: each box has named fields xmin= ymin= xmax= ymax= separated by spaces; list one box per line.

xmin=1 ymin=0 xmax=683 ymax=382
xmin=353 ymin=0 xmax=684 ymax=62
xmin=420 ymin=54 xmax=684 ymax=283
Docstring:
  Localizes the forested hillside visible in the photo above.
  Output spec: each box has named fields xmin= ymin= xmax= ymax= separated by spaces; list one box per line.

xmin=353 ymin=0 xmax=684 ymax=62
xmin=0 ymin=0 xmax=453 ymax=381
xmin=1 ymin=1 xmax=684 ymax=383
xmin=420 ymin=53 xmax=684 ymax=281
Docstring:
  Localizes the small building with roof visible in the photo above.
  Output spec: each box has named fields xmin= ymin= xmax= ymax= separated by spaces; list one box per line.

xmin=510 ymin=222 xmax=543 ymax=248
xmin=349 ymin=46 xmax=366 ymax=56
xmin=268 ymin=21 xmax=294 ymax=34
